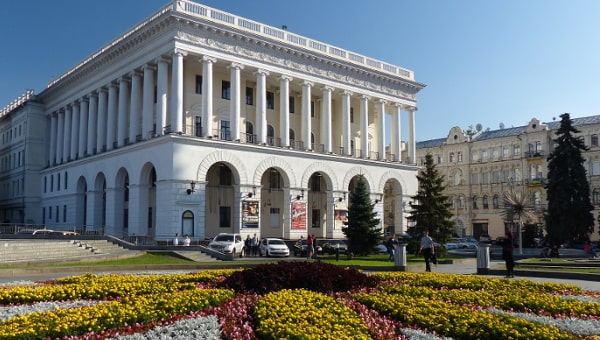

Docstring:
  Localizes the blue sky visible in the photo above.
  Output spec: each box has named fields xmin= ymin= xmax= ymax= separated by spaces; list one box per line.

xmin=1 ymin=0 xmax=599 ymax=141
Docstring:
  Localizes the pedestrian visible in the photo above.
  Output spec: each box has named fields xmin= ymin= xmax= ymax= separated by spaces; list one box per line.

xmin=173 ymin=233 xmax=179 ymax=246
xmin=183 ymin=234 xmax=191 ymax=247
xmin=244 ymin=235 xmax=251 ymax=257
xmin=306 ymin=234 xmax=314 ymax=259
xmin=386 ymin=233 xmax=399 ymax=262
xmin=419 ymin=230 xmax=435 ymax=272
xmin=251 ymin=234 xmax=259 ymax=257
xmin=502 ymin=231 xmax=515 ymax=278
xmin=584 ymin=241 xmax=597 ymax=258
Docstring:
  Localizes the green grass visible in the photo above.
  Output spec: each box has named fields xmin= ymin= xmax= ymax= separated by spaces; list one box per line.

xmin=0 ymin=253 xmax=195 ymax=269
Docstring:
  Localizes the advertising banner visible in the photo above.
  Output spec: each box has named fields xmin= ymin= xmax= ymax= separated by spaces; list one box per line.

xmin=242 ymin=200 xmax=259 ymax=228
xmin=291 ymin=201 xmax=307 ymax=230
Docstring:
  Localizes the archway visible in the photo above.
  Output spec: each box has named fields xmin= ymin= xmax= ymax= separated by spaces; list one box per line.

xmin=260 ymin=168 xmax=285 ymax=238
xmin=205 ymin=162 xmax=237 ymax=237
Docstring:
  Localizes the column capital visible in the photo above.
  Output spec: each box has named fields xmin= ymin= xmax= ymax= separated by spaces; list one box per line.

xmin=321 ymin=85 xmax=334 ymax=93
xmin=118 ymin=76 xmax=131 ymax=84
xmin=340 ymin=90 xmax=353 ymax=97
xmin=393 ymin=102 xmax=403 ymax=108
xmin=360 ymin=94 xmax=371 ymax=101
xmin=130 ymin=70 xmax=143 ymax=78
xmin=79 ymin=96 xmax=89 ymax=103
xmin=255 ymin=68 xmax=270 ymax=76
xmin=107 ymin=81 xmax=118 ymax=89
xmin=86 ymin=92 xmax=98 ymax=100
xmin=155 ymin=56 xmax=170 ymax=65
xmin=376 ymin=98 xmax=387 ymax=105
xmin=279 ymin=74 xmax=293 ymax=82
xmin=142 ymin=64 xmax=156 ymax=72
xmin=228 ymin=62 xmax=244 ymax=70
xmin=172 ymin=49 xmax=188 ymax=57
xmin=302 ymin=80 xmax=314 ymax=87
xmin=201 ymin=55 xmax=217 ymax=63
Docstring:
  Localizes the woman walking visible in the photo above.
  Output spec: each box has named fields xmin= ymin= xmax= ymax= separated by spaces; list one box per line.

xmin=502 ymin=231 xmax=515 ymax=278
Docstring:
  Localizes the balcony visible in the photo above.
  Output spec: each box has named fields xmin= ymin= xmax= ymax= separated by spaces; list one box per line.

xmin=526 ymin=178 xmax=546 ymax=186
xmin=525 ymin=151 xmax=545 ymax=159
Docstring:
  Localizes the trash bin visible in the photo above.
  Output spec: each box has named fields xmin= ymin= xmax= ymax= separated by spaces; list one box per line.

xmin=477 ymin=244 xmax=491 ymax=275
xmin=394 ymin=243 xmax=407 ymax=271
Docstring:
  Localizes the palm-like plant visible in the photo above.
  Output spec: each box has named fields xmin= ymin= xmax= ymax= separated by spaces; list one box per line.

xmin=503 ymin=188 xmax=537 ymax=254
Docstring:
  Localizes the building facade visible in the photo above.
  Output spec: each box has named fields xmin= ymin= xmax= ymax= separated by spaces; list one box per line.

xmin=416 ymin=116 xmax=600 ymax=242
xmin=0 ymin=1 xmax=425 ymax=242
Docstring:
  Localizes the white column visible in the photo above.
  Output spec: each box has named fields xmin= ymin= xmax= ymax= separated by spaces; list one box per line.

xmin=87 ymin=93 xmax=98 ymax=156
xmin=341 ymin=90 xmax=352 ymax=156
xmin=407 ymin=107 xmax=416 ymax=164
xmin=97 ymin=88 xmax=108 ymax=152
xmin=255 ymin=68 xmax=269 ymax=144
xmin=49 ymin=113 xmax=57 ymax=165
xmin=376 ymin=99 xmax=386 ymax=161
xmin=279 ymin=75 xmax=292 ymax=147
xmin=301 ymin=81 xmax=313 ymax=150
xmin=171 ymin=50 xmax=186 ymax=134
xmin=321 ymin=86 xmax=333 ymax=153
xmin=360 ymin=95 xmax=369 ymax=159
xmin=142 ymin=65 xmax=156 ymax=139
xmin=392 ymin=104 xmax=402 ymax=162
xmin=201 ymin=56 xmax=216 ymax=137
xmin=70 ymin=102 xmax=79 ymax=160
xmin=78 ymin=97 xmax=89 ymax=158
xmin=63 ymin=105 xmax=72 ymax=161
xmin=156 ymin=57 xmax=169 ymax=135
xmin=117 ymin=77 xmax=130 ymax=147
xmin=106 ymin=83 xmax=118 ymax=151
xmin=56 ymin=110 xmax=64 ymax=163
xmin=130 ymin=71 xmax=143 ymax=143
xmin=230 ymin=62 xmax=244 ymax=141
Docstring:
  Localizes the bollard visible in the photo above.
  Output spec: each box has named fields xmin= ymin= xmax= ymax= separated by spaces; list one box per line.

xmin=394 ymin=243 xmax=407 ymax=271
xmin=335 ymin=248 xmax=340 ymax=261
xmin=477 ymin=244 xmax=491 ymax=275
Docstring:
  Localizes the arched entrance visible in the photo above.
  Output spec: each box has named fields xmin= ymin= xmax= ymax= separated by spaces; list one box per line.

xmin=205 ymin=162 xmax=237 ymax=237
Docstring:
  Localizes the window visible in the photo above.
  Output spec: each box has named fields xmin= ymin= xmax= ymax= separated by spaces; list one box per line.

xmin=592 ymin=161 xmax=600 ymax=176
xmin=593 ymin=134 xmax=599 ymax=147
xmin=473 ymin=196 xmax=478 ymax=209
xmin=311 ymin=177 xmax=321 ymax=192
xmin=311 ymin=101 xmax=315 ymax=117
xmin=289 ymin=129 xmax=295 ymax=145
xmin=219 ymin=206 xmax=231 ymax=228
xmin=64 ymin=171 xmax=68 ymax=190
xmin=513 ymin=144 xmax=520 ymax=156
xmin=482 ymin=172 xmax=489 ymax=184
xmin=195 ymin=75 xmax=202 ymax=94
xmin=220 ymin=120 xmax=231 ymax=140
xmin=492 ymin=148 xmax=499 ymax=159
xmin=50 ymin=175 xmax=54 ymax=192
xmin=44 ymin=176 xmax=47 ymax=193
xmin=449 ymin=152 xmax=454 ymax=163
xmin=246 ymin=87 xmax=253 ymax=105
xmin=266 ymin=92 xmax=274 ymax=109
xmin=195 ymin=116 xmax=202 ymax=137
xmin=63 ymin=205 xmax=67 ymax=223
xmin=221 ymin=81 xmax=231 ymax=99
xmin=55 ymin=205 xmax=59 ymax=222
xmin=458 ymin=196 xmax=464 ymax=209
xmin=594 ymin=189 xmax=600 ymax=205
xmin=269 ymin=170 xmax=281 ymax=189
xmin=437 ymin=155 xmax=442 ymax=164
xmin=289 ymin=96 xmax=295 ymax=113
xmin=49 ymin=206 xmax=52 ymax=219
xmin=470 ymin=173 xmax=479 ymax=185
xmin=503 ymin=146 xmax=510 ymax=158
xmin=483 ymin=195 xmax=489 ymax=209
xmin=492 ymin=195 xmax=500 ymax=209
xmin=57 ymin=173 xmax=61 ymax=191
xmin=350 ymin=107 xmax=354 ymax=123
xmin=457 ymin=151 xmax=463 ymax=162
xmin=219 ymin=164 xmax=232 ymax=186
xmin=312 ymin=209 xmax=321 ymax=228
xmin=482 ymin=150 xmax=488 ymax=160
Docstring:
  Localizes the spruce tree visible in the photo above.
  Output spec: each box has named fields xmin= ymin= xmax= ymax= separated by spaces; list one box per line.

xmin=407 ymin=153 xmax=454 ymax=250
xmin=545 ymin=113 xmax=595 ymax=244
xmin=342 ymin=175 xmax=381 ymax=255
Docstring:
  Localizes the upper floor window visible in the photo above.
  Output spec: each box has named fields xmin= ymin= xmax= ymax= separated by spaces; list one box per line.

xmin=457 ymin=151 xmax=463 ymax=162
xmin=470 ymin=172 xmax=479 ymax=185
xmin=350 ymin=107 xmax=354 ymax=123
xmin=593 ymin=189 xmax=600 ymax=205
xmin=221 ymin=81 xmax=231 ymax=100
xmin=246 ymin=87 xmax=253 ymax=105
xmin=482 ymin=195 xmax=489 ymax=209
xmin=195 ymin=75 xmax=202 ymax=94
xmin=472 ymin=196 xmax=478 ymax=209
xmin=266 ymin=92 xmax=274 ymax=109
xmin=492 ymin=195 xmax=500 ymax=209
xmin=513 ymin=144 xmax=521 ymax=156
xmin=503 ymin=146 xmax=510 ymax=158
xmin=592 ymin=134 xmax=599 ymax=147
xmin=289 ymin=96 xmax=295 ymax=113
xmin=311 ymin=101 xmax=315 ymax=117
xmin=449 ymin=152 xmax=455 ymax=163
xmin=482 ymin=150 xmax=488 ymax=160
xmin=492 ymin=148 xmax=499 ymax=159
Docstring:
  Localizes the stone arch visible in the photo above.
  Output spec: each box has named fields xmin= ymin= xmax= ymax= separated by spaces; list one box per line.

xmin=342 ymin=166 xmax=375 ymax=192
xmin=377 ymin=170 xmax=407 ymax=194
xmin=196 ymin=150 xmax=248 ymax=184
xmin=253 ymin=157 xmax=296 ymax=188
xmin=301 ymin=162 xmax=337 ymax=190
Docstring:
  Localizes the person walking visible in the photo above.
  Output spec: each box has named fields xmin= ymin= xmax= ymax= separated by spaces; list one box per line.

xmin=502 ymin=231 xmax=515 ymax=278
xmin=306 ymin=234 xmax=314 ymax=259
xmin=419 ymin=230 xmax=435 ymax=272
xmin=386 ymin=233 xmax=399 ymax=262
xmin=244 ymin=235 xmax=252 ymax=257
xmin=251 ymin=234 xmax=259 ymax=257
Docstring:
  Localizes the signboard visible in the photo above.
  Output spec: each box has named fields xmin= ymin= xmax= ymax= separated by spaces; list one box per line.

xmin=291 ymin=201 xmax=307 ymax=230
xmin=242 ymin=200 xmax=259 ymax=228
xmin=334 ymin=209 xmax=348 ymax=229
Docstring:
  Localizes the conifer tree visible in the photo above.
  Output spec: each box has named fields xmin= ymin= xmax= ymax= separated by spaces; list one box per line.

xmin=342 ymin=175 xmax=381 ymax=255
xmin=545 ymin=113 xmax=595 ymax=244
xmin=407 ymin=153 xmax=454 ymax=249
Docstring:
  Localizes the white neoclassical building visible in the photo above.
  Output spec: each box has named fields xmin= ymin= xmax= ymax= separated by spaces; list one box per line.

xmin=0 ymin=0 xmax=425 ymax=243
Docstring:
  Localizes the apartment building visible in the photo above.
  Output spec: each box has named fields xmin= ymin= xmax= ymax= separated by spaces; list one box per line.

xmin=0 ymin=1 xmax=425 ymax=242
xmin=416 ymin=116 xmax=600 ymax=242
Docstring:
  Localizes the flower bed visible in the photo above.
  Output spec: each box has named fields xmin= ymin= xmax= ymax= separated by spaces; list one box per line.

xmin=0 ymin=262 xmax=598 ymax=339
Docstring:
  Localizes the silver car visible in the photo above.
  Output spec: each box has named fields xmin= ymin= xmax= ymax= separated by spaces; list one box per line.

xmin=259 ymin=238 xmax=290 ymax=257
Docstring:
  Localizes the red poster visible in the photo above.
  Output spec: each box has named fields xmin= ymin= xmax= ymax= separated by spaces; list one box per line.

xmin=291 ymin=201 xmax=307 ymax=230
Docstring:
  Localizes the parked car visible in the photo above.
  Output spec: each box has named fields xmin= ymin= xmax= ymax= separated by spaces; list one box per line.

xmin=259 ymin=238 xmax=290 ymax=257
xmin=454 ymin=238 xmax=478 ymax=249
xmin=293 ymin=239 xmax=322 ymax=257
xmin=444 ymin=238 xmax=475 ymax=250
xmin=479 ymin=234 xmax=491 ymax=243
xmin=374 ymin=243 xmax=388 ymax=254
xmin=208 ymin=233 xmax=244 ymax=256
xmin=321 ymin=239 xmax=348 ymax=254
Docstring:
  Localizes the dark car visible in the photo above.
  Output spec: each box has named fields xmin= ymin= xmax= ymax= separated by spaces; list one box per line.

xmin=293 ymin=239 xmax=322 ymax=257
xmin=321 ymin=239 xmax=348 ymax=254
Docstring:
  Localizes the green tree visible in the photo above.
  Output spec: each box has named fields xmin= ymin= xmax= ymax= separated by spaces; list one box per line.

xmin=407 ymin=153 xmax=454 ymax=251
xmin=545 ymin=113 xmax=595 ymax=245
xmin=342 ymin=175 xmax=381 ymax=255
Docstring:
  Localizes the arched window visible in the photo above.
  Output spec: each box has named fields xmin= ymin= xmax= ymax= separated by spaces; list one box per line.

xmin=181 ymin=210 xmax=194 ymax=237
xmin=472 ymin=196 xmax=478 ymax=209
xmin=245 ymin=121 xmax=255 ymax=143
xmin=449 ymin=152 xmax=455 ymax=163
xmin=289 ymin=129 xmax=295 ymax=148
xmin=492 ymin=195 xmax=500 ymax=209
xmin=267 ymin=124 xmax=275 ymax=146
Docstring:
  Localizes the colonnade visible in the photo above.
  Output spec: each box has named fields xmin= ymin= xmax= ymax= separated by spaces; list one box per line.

xmin=47 ymin=49 xmax=417 ymax=166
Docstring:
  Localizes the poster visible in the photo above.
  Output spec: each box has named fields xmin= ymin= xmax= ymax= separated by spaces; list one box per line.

xmin=334 ymin=209 xmax=348 ymax=229
xmin=242 ymin=200 xmax=259 ymax=228
xmin=291 ymin=201 xmax=307 ymax=230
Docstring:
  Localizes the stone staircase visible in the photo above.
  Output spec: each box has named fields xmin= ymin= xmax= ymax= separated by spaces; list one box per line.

xmin=0 ymin=239 xmax=142 ymax=265
xmin=172 ymin=250 xmax=216 ymax=262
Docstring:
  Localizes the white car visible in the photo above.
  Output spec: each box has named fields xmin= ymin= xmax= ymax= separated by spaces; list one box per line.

xmin=208 ymin=233 xmax=244 ymax=256
xmin=259 ymin=238 xmax=290 ymax=257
